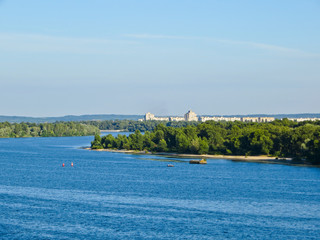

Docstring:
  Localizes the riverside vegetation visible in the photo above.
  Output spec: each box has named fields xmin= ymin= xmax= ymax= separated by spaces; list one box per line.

xmin=0 ymin=119 xmax=191 ymax=138
xmin=91 ymin=119 xmax=320 ymax=165
xmin=0 ymin=122 xmax=99 ymax=138
xmin=82 ymin=119 xmax=199 ymax=132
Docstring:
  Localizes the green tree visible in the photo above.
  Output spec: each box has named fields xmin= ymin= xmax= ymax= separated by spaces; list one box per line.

xmin=175 ymin=133 xmax=189 ymax=153
xmin=91 ymin=134 xmax=103 ymax=149
xmin=199 ymin=137 xmax=209 ymax=154
xmin=189 ymin=138 xmax=200 ymax=153
xmin=157 ymin=139 xmax=168 ymax=152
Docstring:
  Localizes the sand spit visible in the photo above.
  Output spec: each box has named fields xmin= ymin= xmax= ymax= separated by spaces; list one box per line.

xmin=81 ymin=147 xmax=319 ymax=167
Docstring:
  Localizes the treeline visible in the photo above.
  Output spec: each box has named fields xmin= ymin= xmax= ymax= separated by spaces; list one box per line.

xmin=82 ymin=120 xmax=199 ymax=132
xmin=0 ymin=122 xmax=99 ymax=138
xmin=91 ymin=119 xmax=320 ymax=164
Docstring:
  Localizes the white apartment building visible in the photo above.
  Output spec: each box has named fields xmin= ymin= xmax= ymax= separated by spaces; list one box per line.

xmin=259 ymin=117 xmax=275 ymax=122
xmin=154 ymin=117 xmax=169 ymax=121
xmin=144 ymin=112 xmax=155 ymax=121
xmin=200 ymin=116 xmax=241 ymax=122
xmin=143 ymin=112 xmax=169 ymax=121
xmin=199 ymin=116 xmax=217 ymax=122
xmin=184 ymin=110 xmax=198 ymax=121
xmin=169 ymin=117 xmax=185 ymax=122
xmin=241 ymin=117 xmax=259 ymax=123
xmin=241 ymin=117 xmax=275 ymax=123
xmin=142 ymin=111 xmax=278 ymax=123
xmin=288 ymin=118 xmax=320 ymax=122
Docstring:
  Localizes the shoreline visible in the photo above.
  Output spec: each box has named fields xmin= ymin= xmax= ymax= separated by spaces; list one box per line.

xmin=82 ymin=147 xmax=319 ymax=167
xmin=100 ymin=130 xmax=125 ymax=133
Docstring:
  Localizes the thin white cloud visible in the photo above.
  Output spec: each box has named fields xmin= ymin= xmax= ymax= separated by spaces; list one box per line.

xmin=218 ymin=38 xmax=313 ymax=55
xmin=1 ymin=32 xmax=318 ymax=58
xmin=0 ymin=32 xmax=138 ymax=54
xmin=1 ymin=32 xmax=139 ymax=44
xmin=125 ymin=33 xmax=319 ymax=57
xmin=124 ymin=34 xmax=189 ymax=40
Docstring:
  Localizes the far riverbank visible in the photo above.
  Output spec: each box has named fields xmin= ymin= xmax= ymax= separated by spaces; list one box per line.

xmin=82 ymin=147 xmax=319 ymax=167
xmin=100 ymin=130 xmax=125 ymax=133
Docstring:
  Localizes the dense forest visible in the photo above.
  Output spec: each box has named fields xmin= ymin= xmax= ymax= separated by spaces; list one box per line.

xmin=82 ymin=120 xmax=199 ymax=132
xmin=0 ymin=122 xmax=99 ymax=138
xmin=91 ymin=119 xmax=320 ymax=164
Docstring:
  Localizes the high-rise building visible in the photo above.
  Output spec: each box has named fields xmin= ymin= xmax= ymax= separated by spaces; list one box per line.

xmin=144 ymin=112 xmax=155 ymax=121
xmin=184 ymin=110 xmax=198 ymax=121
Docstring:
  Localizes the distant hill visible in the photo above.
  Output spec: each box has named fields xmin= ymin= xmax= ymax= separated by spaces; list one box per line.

xmin=0 ymin=114 xmax=143 ymax=123
xmin=1 ymin=113 xmax=320 ymax=123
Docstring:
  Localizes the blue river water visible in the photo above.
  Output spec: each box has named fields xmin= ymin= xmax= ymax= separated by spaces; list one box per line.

xmin=0 ymin=133 xmax=320 ymax=239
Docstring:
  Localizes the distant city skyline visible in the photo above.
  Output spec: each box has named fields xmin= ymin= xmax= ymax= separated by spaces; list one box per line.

xmin=1 ymin=112 xmax=320 ymax=124
xmin=0 ymin=0 xmax=319 ymax=117
xmin=139 ymin=110 xmax=320 ymax=123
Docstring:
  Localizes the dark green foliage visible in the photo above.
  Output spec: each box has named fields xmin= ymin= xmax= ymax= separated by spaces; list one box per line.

xmin=91 ymin=119 xmax=320 ymax=164
xmin=0 ymin=121 xmax=99 ymax=138
xmin=157 ymin=139 xmax=168 ymax=152
xmin=129 ymin=130 xmax=144 ymax=151
xmin=91 ymin=134 xmax=103 ymax=149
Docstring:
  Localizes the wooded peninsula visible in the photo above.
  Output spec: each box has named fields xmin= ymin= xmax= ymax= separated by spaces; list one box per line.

xmin=91 ymin=119 xmax=320 ymax=165
xmin=1 ymin=119 xmax=320 ymax=165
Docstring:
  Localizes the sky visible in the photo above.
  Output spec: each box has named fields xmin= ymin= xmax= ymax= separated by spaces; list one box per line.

xmin=0 ymin=0 xmax=319 ymax=117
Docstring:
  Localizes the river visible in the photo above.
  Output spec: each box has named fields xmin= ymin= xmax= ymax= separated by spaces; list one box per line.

xmin=0 ymin=133 xmax=320 ymax=239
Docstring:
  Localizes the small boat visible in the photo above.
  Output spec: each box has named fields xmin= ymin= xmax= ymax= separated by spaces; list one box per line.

xmin=167 ymin=164 xmax=174 ymax=167
xmin=189 ymin=159 xmax=207 ymax=164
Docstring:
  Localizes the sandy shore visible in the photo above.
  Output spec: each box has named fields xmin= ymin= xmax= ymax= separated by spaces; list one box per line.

xmin=100 ymin=130 xmax=125 ymax=133
xmin=81 ymin=147 xmax=320 ymax=167
xmin=83 ymin=147 xmax=284 ymax=160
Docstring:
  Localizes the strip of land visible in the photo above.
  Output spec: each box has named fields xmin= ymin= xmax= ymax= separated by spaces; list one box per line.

xmin=100 ymin=130 xmax=124 ymax=132
xmin=82 ymin=147 xmax=318 ymax=167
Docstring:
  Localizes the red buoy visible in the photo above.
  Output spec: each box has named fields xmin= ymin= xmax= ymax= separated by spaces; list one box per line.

xmin=71 ymin=162 xmax=73 ymax=167
xmin=62 ymin=163 xmax=65 ymax=167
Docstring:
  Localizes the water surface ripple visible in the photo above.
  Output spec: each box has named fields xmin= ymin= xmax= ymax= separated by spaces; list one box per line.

xmin=0 ymin=135 xmax=320 ymax=239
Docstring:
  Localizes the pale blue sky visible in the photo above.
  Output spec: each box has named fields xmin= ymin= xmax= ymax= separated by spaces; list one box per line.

xmin=0 ymin=0 xmax=319 ymax=116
